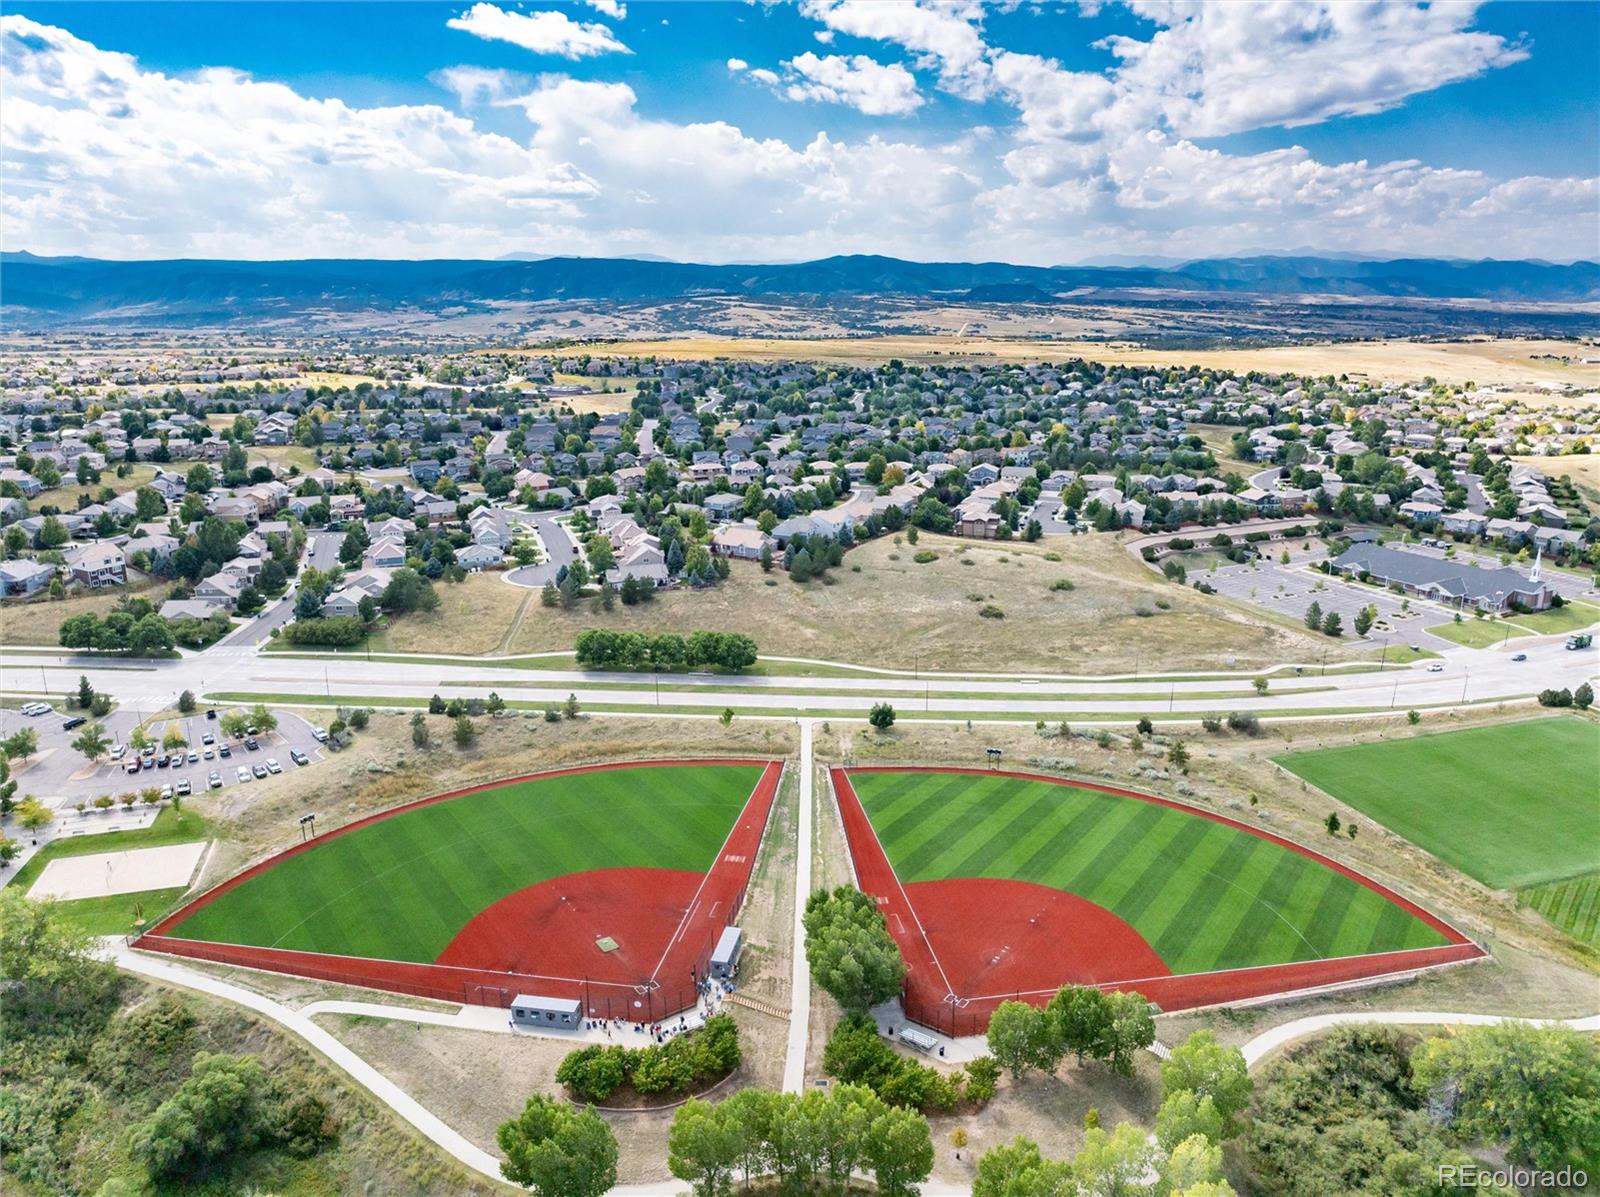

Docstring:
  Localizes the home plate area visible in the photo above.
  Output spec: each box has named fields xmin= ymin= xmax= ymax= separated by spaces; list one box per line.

xmin=30 ymin=841 xmax=207 ymax=901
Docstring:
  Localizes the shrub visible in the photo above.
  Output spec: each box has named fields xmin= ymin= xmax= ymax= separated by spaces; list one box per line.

xmin=978 ymin=605 xmax=1004 ymax=619
xmin=555 ymin=1015 xmax=740 ymax=1102
xmin=913 ymin=550 xmax=938 ymax=564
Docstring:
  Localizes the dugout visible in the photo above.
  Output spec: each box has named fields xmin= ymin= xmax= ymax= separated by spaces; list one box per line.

xmin=709 ymin=926 xmax=744 ymax=978
xmin=511 ymin=994 xmax=582 ymax=1027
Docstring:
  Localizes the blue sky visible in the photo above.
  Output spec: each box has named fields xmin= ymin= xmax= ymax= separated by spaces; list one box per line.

xmin=3 ymin=1 xmax=1596 ymax=263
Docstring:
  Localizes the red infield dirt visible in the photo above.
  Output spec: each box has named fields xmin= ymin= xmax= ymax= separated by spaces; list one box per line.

xmin=138 ymin=759 xmax=783 ymax=1018
xmin=832 ymin=766 xmax=1483 ymax=1032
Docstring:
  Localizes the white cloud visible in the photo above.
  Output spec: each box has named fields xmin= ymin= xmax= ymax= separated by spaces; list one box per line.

xmin=0 ymin=10 xmax=1591 ymax=265
xmin=581 ymin=0 xmax=627 ymax=19
xmin=445 ymin=3 xmax=629 ymax=59
xmin=799 ymin=0 xmax=992 ymax=99
xmin=780 ymin=52 xmax=923 ymax=116
xmin=726 ymin=57 xmax=749 ymax=73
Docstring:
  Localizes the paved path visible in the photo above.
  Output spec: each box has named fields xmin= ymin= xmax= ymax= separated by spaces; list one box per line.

xmin=1238 ymin=1009 xmax=1600 ymax=1068
xmin=782 ymin=719 xmax=813 ymax=1093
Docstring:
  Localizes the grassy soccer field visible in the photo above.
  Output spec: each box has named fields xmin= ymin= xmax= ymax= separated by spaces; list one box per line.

xmin=847 ymin=770 xmax=1449 ymax=977
xmin=1524 ymin=872 xmax=1600 ymax=948
xmin=1275 ymin=717 xmax=1599 ymax=890
xmin=165 ymin=763 xmax=764 ymax=961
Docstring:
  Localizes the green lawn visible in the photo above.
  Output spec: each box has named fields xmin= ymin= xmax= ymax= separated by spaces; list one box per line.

xmin=848 ymin=770 xmax=1448 ymax=977
xmin=1523 ymin=872 xmax=1600 ymax=948
xmin=1425 ymin=618 xmax=1530 ymax=648
xmin=49 ymin=887 xmax=190 ymax=937
xmin=1276 ymin=717 xmax=1599 ymax=890
xmin=1508 ymin=601 xmax=1600 ymax=636
xmin=165 ymin=763 xmax=764 ymax=961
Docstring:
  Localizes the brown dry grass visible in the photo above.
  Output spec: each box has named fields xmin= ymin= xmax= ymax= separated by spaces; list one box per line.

xmin=508 ymin=531 xmax=1345 ymax=673
xmin=574 ymin=336 xmax=1600 ymax=389
xmin=0 ymin=576 xmax=175 ymax=645
xmin=371 ymin=574 xmax=532 ymax=655
xmin=1511 ymin=454 xmax=1600 ymax=505
xmin=29 ymin=462 xmax=160 ymax=513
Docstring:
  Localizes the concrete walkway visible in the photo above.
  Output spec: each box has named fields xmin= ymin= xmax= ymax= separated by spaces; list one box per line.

xmin=782 ymin=719 xmax=814 ymax=1093
xmin=1237 ymin=1008 xmax=1600 ymax=1068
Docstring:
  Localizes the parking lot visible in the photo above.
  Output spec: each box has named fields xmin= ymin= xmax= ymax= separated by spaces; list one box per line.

xmin=0 ymin=705 xmax=329 ymax=808
xmin=1204 ymin=557 xmax=1458 ymax=653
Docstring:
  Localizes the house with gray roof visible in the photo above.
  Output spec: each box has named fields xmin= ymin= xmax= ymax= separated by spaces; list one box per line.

xmin=1329 ymin=544 xmax=1552 ymax=613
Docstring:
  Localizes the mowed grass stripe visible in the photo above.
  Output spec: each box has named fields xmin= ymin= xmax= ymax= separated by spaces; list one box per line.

xmin=849 ymin=770 xmax=1450 ymax=979
xmin=1276 ymin=717 xmax=1599 ymax=890
xmin=1525 ymin=873 xmax=1600 ymax=947
xmin=169 ymin=764 xmax=762 ymax=961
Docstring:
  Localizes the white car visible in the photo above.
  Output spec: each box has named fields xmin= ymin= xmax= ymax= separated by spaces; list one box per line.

xmin=265 ymin=757 xmax=283 ymax=775
xmin=208 ymin=770 xmax=223 ymax=789
xmin=1427 ymin=661 xmax=1445 ymax=672
xmin=175 ymin=778 xmax=192 ymax=797
xmin=160 ymin=783 xmax=174 ymax=800
xmin=236 ymin=765 xmax=252 ymax=783
xmin=311 ymin=726 xmax=329 ymax=743
xmin=19 ymin=702 xmax=52 ymax=717
xmin=110 ymin=743 xmax=126 ymax=759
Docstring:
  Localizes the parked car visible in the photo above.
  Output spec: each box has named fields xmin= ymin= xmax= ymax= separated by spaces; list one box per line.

xmin=203 ymin=747 xmax=215 ymax=760
xmin=236 ymin=766 xmax=252 ymax=783
xmin=156 ymin=754 xmax=171 ymax=769
xmin=201 ymin=733 xmax=215 ymax=746
xmin=208 ymin=770 xmax=223 ymax=789
xmin=218 ymin=743 xmax=232 ymax=759
xmin=62 ymin=716 xmax=86 ymax=731
xmin=125 ymin=759 xmax=142 ymax=775
xmin=246 ymin=725 xmax=259 ymax=737
xmin=160 ymin=783 xmax=173 ymax=800
xmin=1512 ymin=652 xmax=1528 ymax=661
xmin=186 ymin=750 xmax=199 ymax=765
xmin=265 ymin=757 xmax=282 ymax=775
xmin=311 ymin=726 xmax=329 ymax=743
xmin=206 ymin=708 xmax=218 ymax=719
xmin=245 ymin=737 xmax=260 ymax=752
xmin=110 ymin=743 xmax=126 ymax=759
xmin=20 ymin=702 xmax=52 ymax=716
xmin=290 ymin=749 xmax=309 ymax=766
xmin=251 ymin=763 xmax=269 ymax=779
xmin=175 ymin=778 xmax=192 ymax=797
xmin=141 ymin=745 xmax=156 ymax=758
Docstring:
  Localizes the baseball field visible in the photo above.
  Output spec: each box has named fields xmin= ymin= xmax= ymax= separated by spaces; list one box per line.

xmin=145 ymin=760 xmax=781 ymax=1013
xmin=834 ymin=767 xmax=1478 ymax=1025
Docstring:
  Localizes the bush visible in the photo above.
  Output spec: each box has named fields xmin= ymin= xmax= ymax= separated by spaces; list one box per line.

xmin=912 ymin=550 xmax=939 ymax=563
xmin=823 ymin=1015 xmax=981 ymax=1113
xmin=978 ymin=605 xmax=1004 ymax=619
xmin=1049 ymin=578 xmax=1075 ymax=591
xmin=1226 ymin=712 xmax=1260 ymax=736
xmin=281 ymin=616 xmax=366 ymax=647
xmin=555 ymin=1015 xmax=741 ymax=1103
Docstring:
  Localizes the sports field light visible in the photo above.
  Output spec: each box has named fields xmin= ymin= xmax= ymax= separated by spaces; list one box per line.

xmin=299 ymin=812 xmax=318 ymax=841
xmin=985 ymin=747 xmax=1002 ymax=769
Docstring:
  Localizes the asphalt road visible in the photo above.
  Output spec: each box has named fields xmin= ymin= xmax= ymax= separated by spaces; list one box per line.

xmin=504 ymin=512 xmax=581 ymax=588
xmin=219 ymin=530 xmax=347 ymax=648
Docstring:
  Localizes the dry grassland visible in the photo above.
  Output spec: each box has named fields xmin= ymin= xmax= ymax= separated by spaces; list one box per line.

xmin=576 ymin=335 xmax=1600 ymax=389
xmin=508 ymin=531 xmax=1346 ymax=673
xmin=370 ymin=573 xmax=532 ymax=655
xmin=0 ymin=577 xmax=175 ymax=645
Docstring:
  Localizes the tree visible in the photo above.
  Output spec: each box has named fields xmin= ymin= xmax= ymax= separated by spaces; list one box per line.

xmin=1074 ymin=1123 xmax=1160 ymax=1197
xmin=1048 ymin=984 xmax=1112 ymax=1065
xmin=971 ymin=1137 xmax=1074 ymax=1197
xmin=248 ymin=704 xmax=278 ymax=734
xmin=564 ymin=692 xmax=581 ymax=720
xmin=1575 ymin=682 xmax=1594 ymax=711
xmin=1156 ymin=1090 xmax=1226 ymax=1151
xmin=2 ymin=727 xmax=39 ymax=763
xmin=497 ymin=1094 xmax=617 ymax=1197
xmin=868 ymin=702 xmax=896 ymax=731
xmin=1321 ymin=610 xmax=1342 ymax=637
xmin=381 ymin=567 xmax=439 ymax=614
xmin=1411 ymin=1021 xmax=1599 ymax=1172
xmin=668 ymin=1098 xmax=742 ymax=1197
xmin=541 ymin=580 xmax=559 ymax=607
xmin=1102 ymin=990 xmax=1156 ymax=1076
xmin=177 ymin=689 xmax=196 ymax=714
xmin=1303 ymin=600 xmax=1322 ymax=631
xmin=37 ymin=515 xmax=69 ymax=549
xmin=803 ymin=886 xmax=906 ymax=1014
xmin=1325 ymin=812 xmax=1341 ymax=835
xmin=1162 ymin=1030 xmax=1252 ymax=1136
xmin=0 ymin=757 xmax=14 ymax=817
xmin=411 ymin=712 xmax=430 ymax=748
xmin=1353 ymin=605 xmax=1375 ymax=636
xmin=127 ymin=613 xmax=176 ymax=656
xmin=720 ymin=708 xmax=734 ymax=726
xmin=987 ymin=1000 xmax=1061 ymax=1080
xmin=76 ymin=674 xmax=95 ymax=709
xmin=130 ymin=1051 xmax=274 ymax=1180
xmin=1168 ymin=740 xmax=1190 ymax=770
xmin=72 ymin=721 xmax=111 ymax=764
xmin=453 ymin=715 xmax=477 ymax=749
xmin=1252 ymin=677 xmax=1269 ymax=696
xmin=865 ymin=1104 xmax=934 ymax=1197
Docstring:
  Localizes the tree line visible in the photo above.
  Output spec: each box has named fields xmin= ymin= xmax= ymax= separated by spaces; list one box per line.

xmin=573 ymin=629 xmax=759 ymax=672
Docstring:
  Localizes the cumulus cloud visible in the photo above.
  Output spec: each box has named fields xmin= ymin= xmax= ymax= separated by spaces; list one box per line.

xmin=581 ymin=0 xmax=627 ymax=19
xmin=0 ymin=9 xmax=1591 ymax=264
xmin=445 ymin=3 xmax=629 ymax=59
xmin=800 ymin=0 xmax=992 ymax=99
xmin=780 ymin=52 xmax=923 ymax=116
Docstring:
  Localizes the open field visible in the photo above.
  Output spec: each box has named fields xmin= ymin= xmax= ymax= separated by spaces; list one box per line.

xmin=1513 ymin=454 xmax=1600 ymax=506
xmin=0 ymin=577 xmax=176 ymax=645
xmin=576 ymin=335 xmax=1600 ymax=389
xmin=1275 ymin=716 xmax=1599 ymax=890
xmin=507 ymin=532 xmax=1352 ymax=673
xmin=1190 ymin=424 xmax=1260 ymax=476
xmin=162 ymin=762 xmax=767 ymax=961
xmin=367 ymin=572 xmax=530 ymax=655
xmin=1523 ymin=872 xmax=1600 ymax=948
xmin=1505 ymin=600 xmax=1600 ymax=636
xmin=551 ymin=372 xmax=639 ymax=415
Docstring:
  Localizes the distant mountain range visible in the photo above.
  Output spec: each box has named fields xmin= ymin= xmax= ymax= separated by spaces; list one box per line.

xmin=2 ymin=251 xmax=1595 ymax=327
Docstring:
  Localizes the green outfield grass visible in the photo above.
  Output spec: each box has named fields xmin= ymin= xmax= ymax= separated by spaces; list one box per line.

xmin=1276 ymin=716 xmax=1599 ymax=890
xmin=1425 ymin=618 xmax=1530 ymax=649
xmin=848 ymin=770 xmax=1448 ymax=977
xmin=165 ymin=763 xmax=764 ymax=961
xmin=1523 ymin=872 xmax=1600 ymax=948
